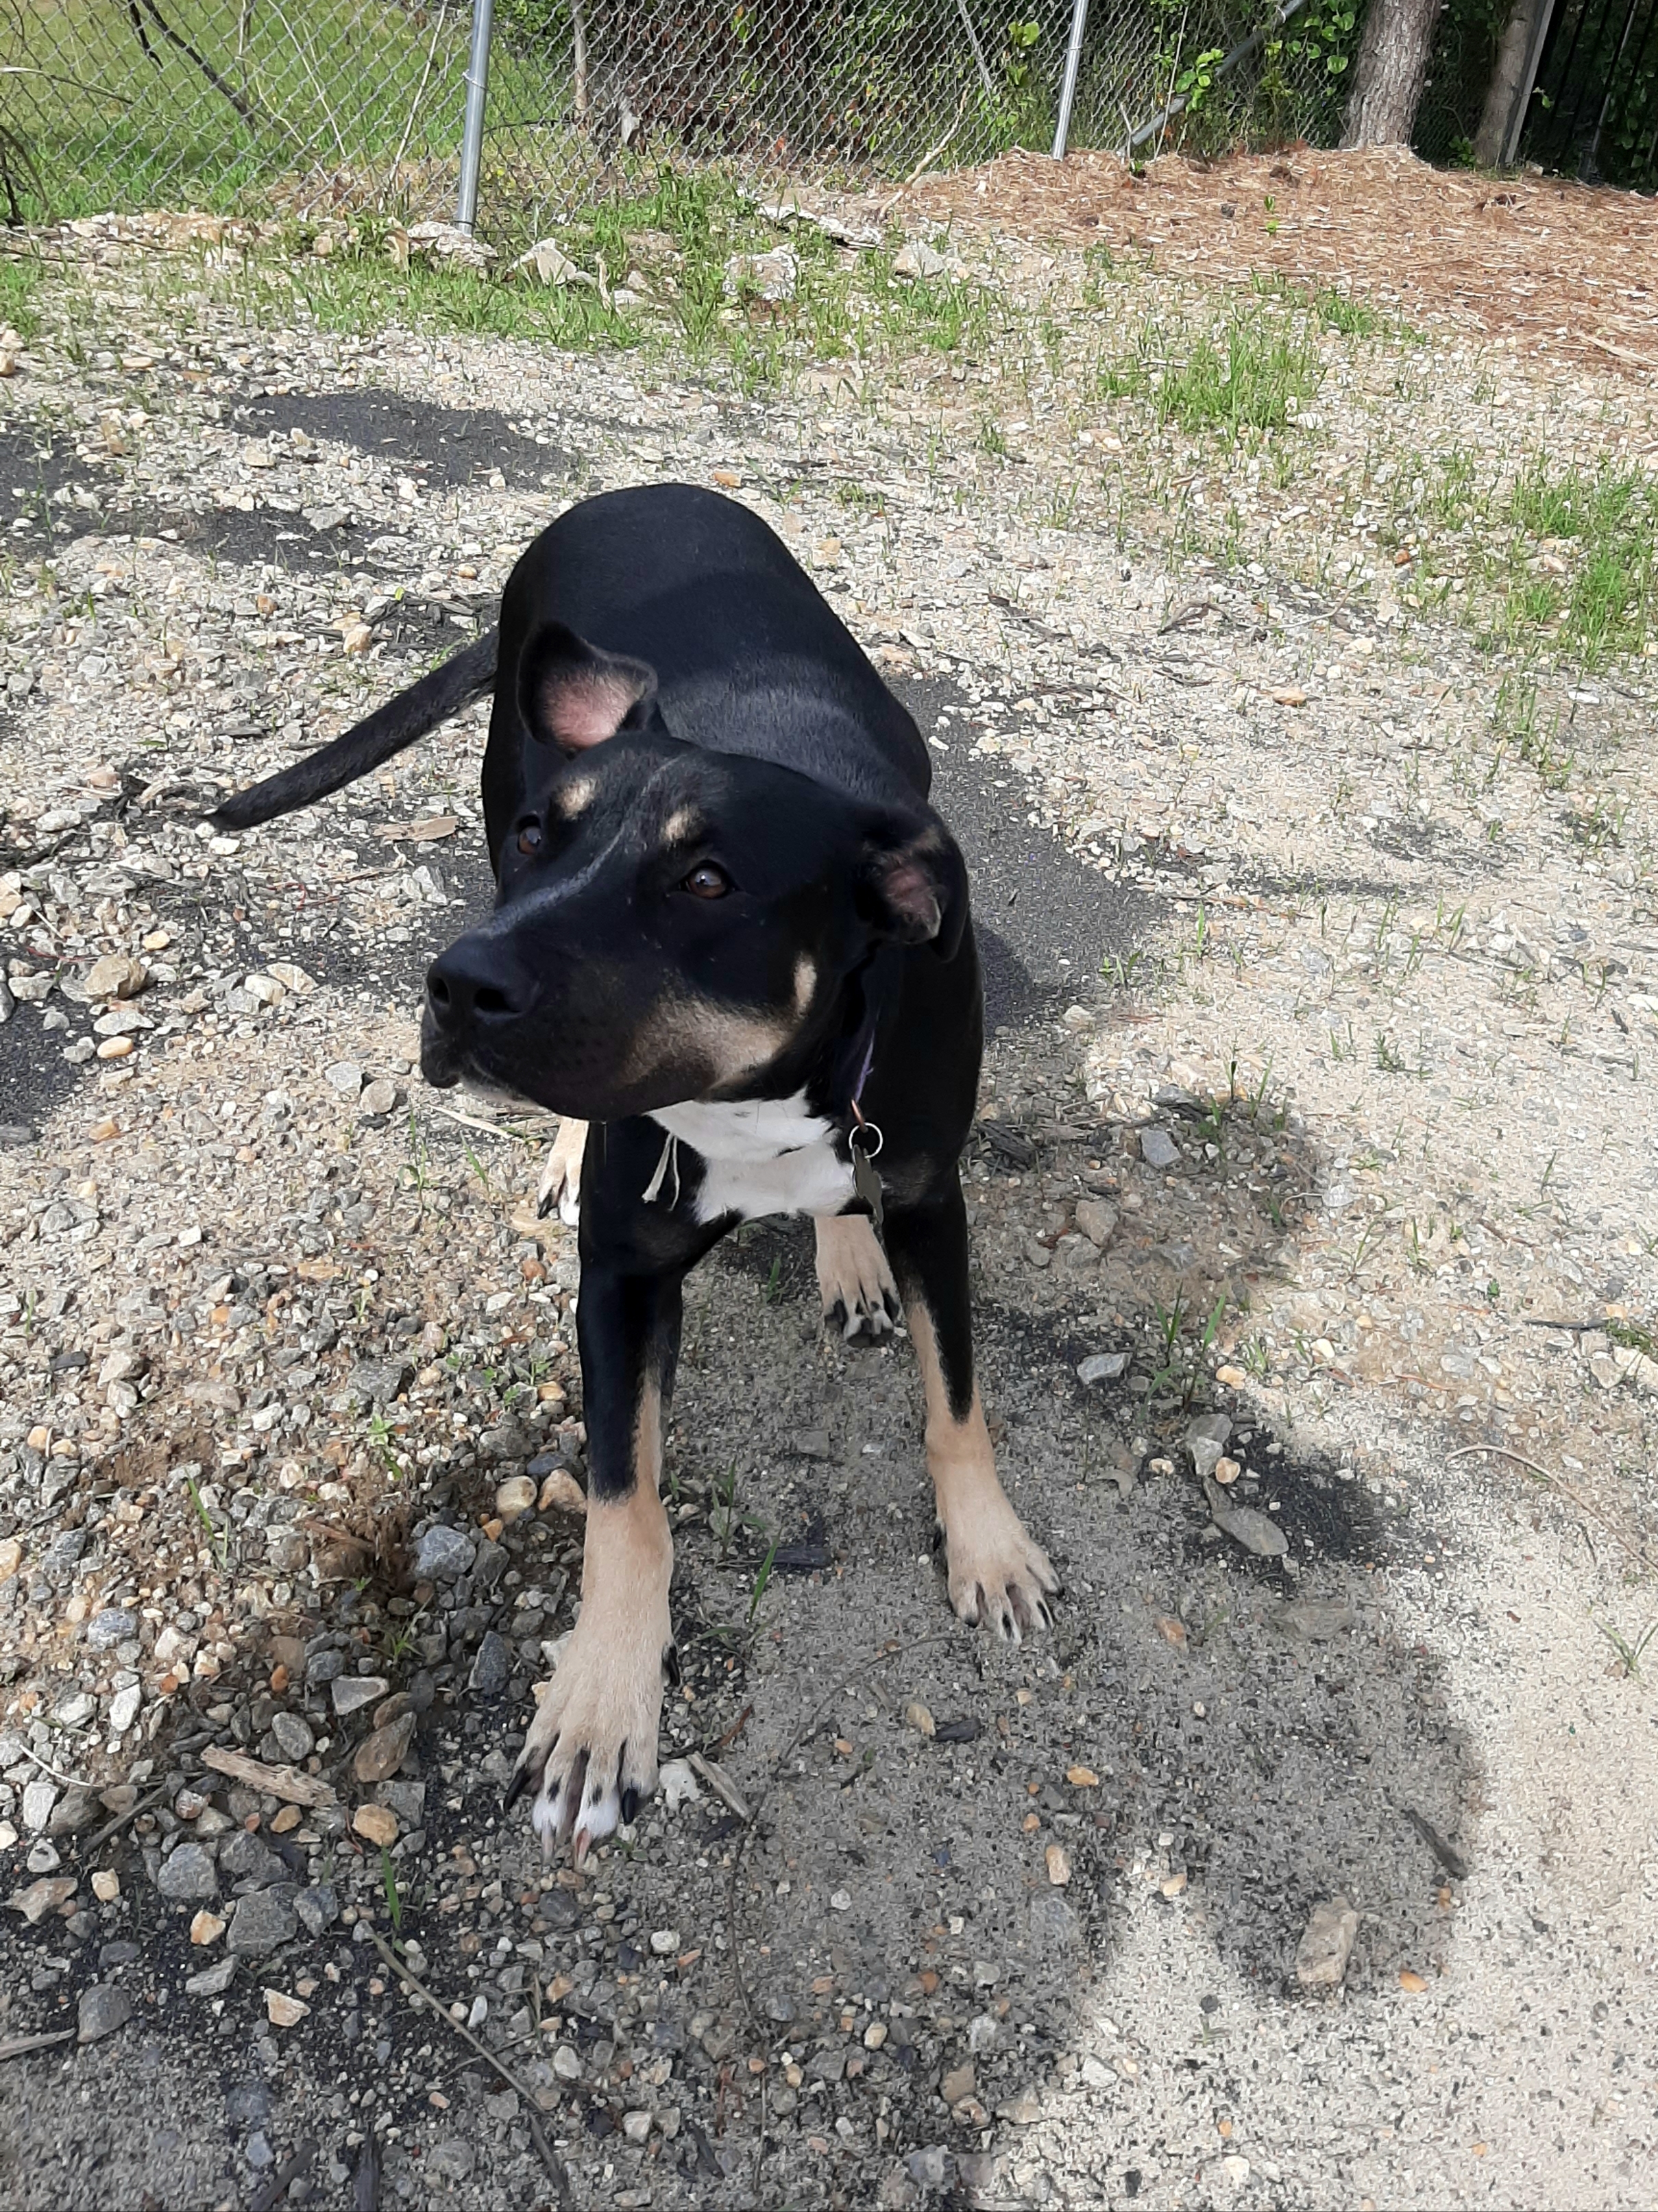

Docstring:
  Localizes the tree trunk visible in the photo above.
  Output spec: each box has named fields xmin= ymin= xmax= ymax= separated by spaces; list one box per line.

xmin=1472 ymin=0 xmax=1555 ymax=165
xmin=1341 ymin=0 xmax=1443 ymax=147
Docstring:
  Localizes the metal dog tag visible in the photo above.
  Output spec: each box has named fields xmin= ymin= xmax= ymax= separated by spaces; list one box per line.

xmin=851 ymin=1125 xmax=884 ymax=1231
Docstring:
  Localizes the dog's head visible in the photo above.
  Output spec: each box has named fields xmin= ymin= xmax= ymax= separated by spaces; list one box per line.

xmin=421 ymin=623 xmax=966 ymax=1119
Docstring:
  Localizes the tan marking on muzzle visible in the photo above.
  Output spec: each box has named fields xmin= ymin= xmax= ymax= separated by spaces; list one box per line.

xmin=620 ymin=994 xmax=794 ymax=1094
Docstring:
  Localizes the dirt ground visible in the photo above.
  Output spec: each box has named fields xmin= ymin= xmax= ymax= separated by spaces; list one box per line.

xmin=2 ymin=154 xmax=1658 ymax=2211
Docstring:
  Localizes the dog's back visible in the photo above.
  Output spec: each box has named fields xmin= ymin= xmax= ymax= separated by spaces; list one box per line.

xmin=502 ymin=485 xmax=931 ymax=810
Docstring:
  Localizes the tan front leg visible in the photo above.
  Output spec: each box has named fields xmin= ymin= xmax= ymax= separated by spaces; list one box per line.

xmin=909 ymin=1305 xmax=1059 ymax=1642
xmin=536 ymin=1115 xmax=589 ymax=1226
xmin=509 ymin=1385 xmax=672 ymax=1864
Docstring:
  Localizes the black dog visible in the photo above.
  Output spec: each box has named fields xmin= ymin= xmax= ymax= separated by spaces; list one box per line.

xmin=217 ymin=485 xmax=1058 ymax=1862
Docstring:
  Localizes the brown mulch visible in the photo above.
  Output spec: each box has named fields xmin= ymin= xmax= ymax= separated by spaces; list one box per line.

xmin=875 ymin=146 xmax=1658 ymax=384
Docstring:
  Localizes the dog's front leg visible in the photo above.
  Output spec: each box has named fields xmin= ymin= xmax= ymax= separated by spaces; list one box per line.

xmin=883 ymin=1176 xmax=1060 ymax=1642
xmin=508 ymin=1258 xmax=679 ymax=1862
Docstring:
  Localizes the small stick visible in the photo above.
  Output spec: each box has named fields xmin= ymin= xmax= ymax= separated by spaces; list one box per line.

xmin=353 ymin=2132 xmax=380 ymax=2212
xmin=84 ymin=1777 xmax=173 ymax=1856
xmin=688 ymin=1751 xmax=752 ymax=1823
xmin=361 ymin=1927 xmax=570 ymax=2203
xmin=877 ymin=86 xmax=973 ymax=220
xmin=0 ymin=2027 xmax=75 ymax=2061
xmin=713 ymin=1703 xmax=753 ymax=1755
xmin=1447 ymin=1444 xmax=1655 ymax=1572
xmin=16 ymin=1743 xmax=95 ymax=1790
xmin=202 ymin=1745 xmax=337 ymax=1808
xmin=419 ymin=1100 xmax=548 ymax=1143
xmin=247 ymin=2136 xmax=317 ymax=2212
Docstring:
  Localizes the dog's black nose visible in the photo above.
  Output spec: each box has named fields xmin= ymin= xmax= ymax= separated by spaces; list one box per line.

xmin=425 ymin=938 xmax=537 ymax=1033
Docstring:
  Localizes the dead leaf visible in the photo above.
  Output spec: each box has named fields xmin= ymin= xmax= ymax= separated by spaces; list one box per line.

xmin=374 ymin=816 xmax=459 ymax=843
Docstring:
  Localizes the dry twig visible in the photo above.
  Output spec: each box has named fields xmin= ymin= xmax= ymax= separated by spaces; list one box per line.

xmin=361 ymin=1926 xmax=571 ymax=2202
xmin=1446 ymin=1444 xmax=1655 ymax=1572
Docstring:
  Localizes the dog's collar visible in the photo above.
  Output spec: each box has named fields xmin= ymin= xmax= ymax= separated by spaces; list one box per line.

xmin=639 ymin=998 xmax=885 ymax=1217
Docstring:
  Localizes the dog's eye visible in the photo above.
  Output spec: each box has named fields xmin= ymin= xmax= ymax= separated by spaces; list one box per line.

xmin=517 ymin=820 xmax=544 ymax=855
xmin=682 ymin=863 xmax=731 ymax=900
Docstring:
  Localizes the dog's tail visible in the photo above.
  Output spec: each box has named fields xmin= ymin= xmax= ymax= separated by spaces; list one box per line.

xmin=210 ymin=629 xmax=500 ymax=832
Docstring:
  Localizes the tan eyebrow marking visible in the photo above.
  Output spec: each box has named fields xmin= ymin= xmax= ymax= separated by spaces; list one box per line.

xmin=555 ymin=775 xmax=596 ymax=816
xmin=662 ymin=805 xmax=705 ymax=845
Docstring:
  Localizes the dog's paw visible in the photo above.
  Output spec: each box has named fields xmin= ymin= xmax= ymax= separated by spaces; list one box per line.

xmin=507 ymin=1604 xmax=673 ymax=1864
xmin=814 ymin=1213 xmax=901 ymax=1342
xmin=536 ymin=1117 xmax=588 ymax=1226
xmin=938 ymin=1490 xmax=1060 ymax=1644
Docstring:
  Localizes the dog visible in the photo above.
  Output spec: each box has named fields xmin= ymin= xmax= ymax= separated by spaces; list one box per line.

xmin=215 ymin=483 xmax=1059 ymax=1863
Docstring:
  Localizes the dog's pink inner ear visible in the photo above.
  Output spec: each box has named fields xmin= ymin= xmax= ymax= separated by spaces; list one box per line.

xmin=520 ymin=622 xmax=658 ymax=752
xmin=873 ymin=853 xmax=943 ymax=943
xmin=538 ymin=667 xmax=651 ymax=749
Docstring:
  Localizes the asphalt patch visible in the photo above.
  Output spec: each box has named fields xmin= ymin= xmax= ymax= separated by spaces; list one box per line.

xmin=897 ymin=673 xmax=1153 ymax=1032
xmin=0 ymin=423 xmax=119 ymax=548
xmin=228 ymin=388 xmax=572 ymax=491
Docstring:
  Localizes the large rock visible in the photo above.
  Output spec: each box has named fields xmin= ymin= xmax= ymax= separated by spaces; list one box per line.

xmin=77 ymin=1984 xmax=133 ymax=2043
xmin=413 ymin=1524 xmax=474 ymax=1582
xmin=220 ymin=1830 xmax=284 ymax=1887
xmin=156 ymin=1843 xmax=219 ymax=1901
xmin=1203 ymin=1472 xmax=1289 ymax=1557
xmin=1295 ymin=1895 xmax=1358 ymax=1987
xmin=353 ymin=1712 xmax=415 ymax=1784
xmin=86 ymin=1607 xmax=138 ymax=1651
xmin=226 ymin=1886 xmax=298 ymax=1957
xmin=469 ymin=1631 xmax=511 ymax=1698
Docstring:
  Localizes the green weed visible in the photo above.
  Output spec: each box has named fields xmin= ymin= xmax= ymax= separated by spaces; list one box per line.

xmin=0 ymin=256 xmax=43 ymax=341
xmin=1106 ymin=308 xmax=1321 ymax=438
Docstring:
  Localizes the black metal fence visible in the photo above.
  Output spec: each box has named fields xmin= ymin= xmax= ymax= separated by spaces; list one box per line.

xmin=1522 ymin=0 xmax=1658 ymax=186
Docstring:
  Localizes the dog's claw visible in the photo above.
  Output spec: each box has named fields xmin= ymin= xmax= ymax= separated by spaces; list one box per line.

xmin=938 ymin=1495 xmax=1060 ymax=1646
xmin=502 ymin=1759 xmax=533 ymax=1812
xmin=816 ymin=1215 xmax=901 ymax=1346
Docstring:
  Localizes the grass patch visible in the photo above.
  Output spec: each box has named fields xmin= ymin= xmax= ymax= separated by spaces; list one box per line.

xmin=1308 ymin=284 xmax=1380 ymax=339
xmin=1102 ymin=306 xmax=1322 ymax=437
xmin=1507 ymin=457 xmax=1657 ymax=662
xmin=0 ymin=256 xmax=43 ymax=340
xmin=114 ymin=167 xmax=1005 ymax=402
xmin=1250 ymin=270 xmax=1415 ymax=343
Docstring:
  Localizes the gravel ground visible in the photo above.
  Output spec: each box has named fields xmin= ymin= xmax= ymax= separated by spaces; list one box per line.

xmin=2 ymin=197 xmax=1657 ymax=2211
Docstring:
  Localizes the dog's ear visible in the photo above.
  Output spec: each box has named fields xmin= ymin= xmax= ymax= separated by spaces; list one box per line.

xmin=859 ymin=809 xmax=970 ymax=960
xmin=518 ymin=622 xmax=659 ymax=751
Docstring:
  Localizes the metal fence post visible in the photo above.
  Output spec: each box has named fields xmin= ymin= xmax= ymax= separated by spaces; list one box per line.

xmin=456 ymin=0 xmax=495 ymax=235
xmin=1051 ymin=0 xmax=1090 ymax=158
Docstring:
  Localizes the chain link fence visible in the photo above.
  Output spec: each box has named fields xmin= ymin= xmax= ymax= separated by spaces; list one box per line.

xmin=5 ymin=0 xmax=1352 ymax=243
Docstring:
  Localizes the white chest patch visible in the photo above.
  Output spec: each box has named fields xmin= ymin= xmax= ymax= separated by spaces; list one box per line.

xmin=649 ymin=1092 xmax=854 ymax=1225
